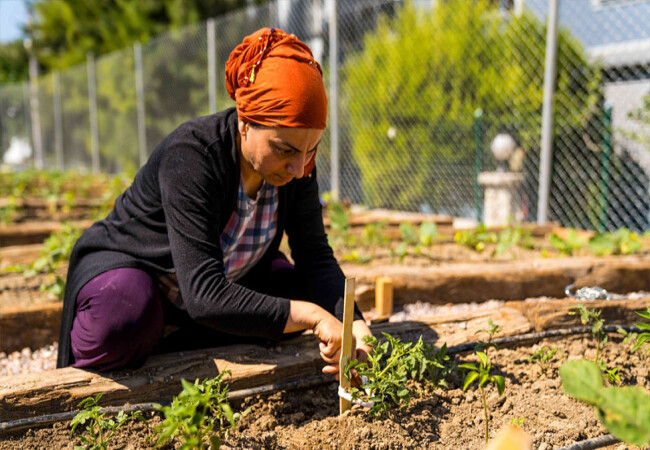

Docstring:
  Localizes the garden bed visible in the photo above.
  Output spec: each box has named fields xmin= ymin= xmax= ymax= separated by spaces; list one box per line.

xmin=1 ymin=320 xmax=647 ymax=449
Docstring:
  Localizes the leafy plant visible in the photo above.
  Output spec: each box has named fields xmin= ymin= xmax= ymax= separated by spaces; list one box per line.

xmin=598 ymin=360 xmax=622 ymax=386
xmin=454 ymin=224 xmax=497 ymax=252
xmin=569 ymin=304 xmax=607 ymax=363
xmin=589 ymin=228 xmax=643 ymax=256
xmin=459 ymin=319 xmax=505 ymax=444
xmin=493 ymin=227 xmax=536 ymax=256
xmin=419 ymin=221 xmax=438 ymax=246
xmin=617 ymin=328 xmax=650 ymax=360
xmin=525 ymin=346 xmax=559 ymax=375
xmin=360 ymin=221 xmax=389 ymax=246
xmin=154 ymin=371 xmax=240 ymax=449
xmin=70 ymin=393 xmax=145 ymax=450
xmin=3 ymin=224 xmax=82 ymax=299
xmin=560 ymin=359 xmax=650 ymax=446
xmin=549 ymin=229 xmax=588 ymax=256
xmin=632 ymin=307 xmax=650 ymax=353
xmin=345 ymin=333 xmax=425 ymax=416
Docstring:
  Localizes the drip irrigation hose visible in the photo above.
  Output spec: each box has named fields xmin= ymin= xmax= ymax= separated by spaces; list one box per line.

xmin=555 ymin=434 xmax=620 ymax=450
xmin=0 ymin=325 xmax=645 ymax=438
xmin=446 ymin=325 xmax=643 ymax=355
xmin=0 ymin=374 xmax=334 ymax=437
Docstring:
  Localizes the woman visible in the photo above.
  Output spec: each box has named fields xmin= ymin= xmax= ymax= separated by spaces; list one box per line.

xmin=56 ymin=27 xmax=372 ymax=374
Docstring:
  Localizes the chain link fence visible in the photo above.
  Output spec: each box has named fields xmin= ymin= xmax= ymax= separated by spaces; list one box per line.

xmin=0 ymin=0 xmax=648 ymax=231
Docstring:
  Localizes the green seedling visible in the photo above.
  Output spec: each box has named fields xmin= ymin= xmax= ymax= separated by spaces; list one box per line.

xmin=633 ymin=307 xmax=650 ymax=353
xmin=511 ymin=417 xmax=526 ymax=427
xmin=345 ymin=333 xmax=426 ymax=416
xmin=598 ymin=359 xmax=622 ymax=386
xmin=560 ymin=359 xmax=650 ymax=446
xmin=493 ymin=226 xmax=536 ymax=256
xmin=414 ymin=341 xmax=456 ymax=389
xmin=454 ymin=224 xmax=497 ymax=252
xmin=154 ymin=371 xmax=240 ymax=449
xmin=360 ymin=221 xmax=389 ymax=246
xmin=525 ymin=346 xmax=559 ymax=375
xmin=70 ymin=393 xmax=145 ymax=450
xmin=419 ymin=221 xmax=438 ymax=246
xmin=3 ymin=224 xmax=82 ymax=299
xmin=549 ymin=229 xmax=588 ymax=256
xmin=459 ymin=319 xmax=505 ymax=444
xmin=341 ymin=249 xmax=372 ymax=264
xmin=616 ymin=328 xmax=650 ymax=360
xmin=459 ymin=351 xmax=506 ymax=444
xmin=569 ymin=304 xmax=607 ymax=363
xmin=589 ymin=228 xmax=643 ymax=256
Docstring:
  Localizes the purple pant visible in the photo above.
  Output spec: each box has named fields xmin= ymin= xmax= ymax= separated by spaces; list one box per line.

xmin=71 ymin=268 xmax=164 ymax=371
xmin=70 ymin=258 xmax=305 ymax=371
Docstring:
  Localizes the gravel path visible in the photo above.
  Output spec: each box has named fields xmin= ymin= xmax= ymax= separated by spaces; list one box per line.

xmin=0 ymin=343 xmax=58 ymax=377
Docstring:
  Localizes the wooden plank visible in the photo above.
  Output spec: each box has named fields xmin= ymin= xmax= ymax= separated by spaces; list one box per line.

xmin=506 ymin=297 xmax=650 ymax=332
xmin=347 ymin=256 xmax=650 ymax=311
xmin=339 ymin=278 xmax=355 ymax=414
xmin=0 ymin=307 xmax=530 ymax=422
xmin=0 ymin=220 xmax=93 ymax=247
xmin=0 ymin=303 xmax=63 ymax=353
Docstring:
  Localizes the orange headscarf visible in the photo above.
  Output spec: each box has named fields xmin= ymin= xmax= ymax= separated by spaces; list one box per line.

xmin=225 ymin=28 xmax=328 ymax=130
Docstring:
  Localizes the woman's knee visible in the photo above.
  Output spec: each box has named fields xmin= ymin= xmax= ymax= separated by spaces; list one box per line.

xmin=71 ymin=268 xmax=164 ymax=370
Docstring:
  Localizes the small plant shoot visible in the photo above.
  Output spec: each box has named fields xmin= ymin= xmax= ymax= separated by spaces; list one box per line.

xmin=70 ymin=393 xmax=145 ymax=450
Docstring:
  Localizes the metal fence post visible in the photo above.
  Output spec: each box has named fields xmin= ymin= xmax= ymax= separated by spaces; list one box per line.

xmin=599 ymin=103 xmax=612 ymax=232
xmin=474 ymin=108 xmax=483 ymax=222
xmin=329 ymin=0 xmax=339 ymax=201
xmin=537 ymin=0 xmax=559 ymax=224
xmin=134 ymin=42 xmax=148 ymax=167
xmin=28 ymin=53 xmax=43 ymax=169
xmin=87 ymin=52 xmax=100 ymax=173
xmin=53 ymin=71 xmax=64 ymax=170
xmin=207 ymin=18 xmax=217 ymax=115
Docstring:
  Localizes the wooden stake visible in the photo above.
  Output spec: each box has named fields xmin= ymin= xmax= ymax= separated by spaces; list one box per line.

xmin=375 ymin=276 xmax=394 ymax=317
xmin=339 ymin=277 xmax=356 ymax=415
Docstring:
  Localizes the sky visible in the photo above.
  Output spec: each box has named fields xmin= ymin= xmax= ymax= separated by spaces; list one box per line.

xmin=0 ymin=0 xmax=28 ymax=44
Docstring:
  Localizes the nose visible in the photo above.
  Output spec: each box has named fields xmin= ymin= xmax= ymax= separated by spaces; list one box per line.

xmin=287 ymin=153 xmax=306 ymax=179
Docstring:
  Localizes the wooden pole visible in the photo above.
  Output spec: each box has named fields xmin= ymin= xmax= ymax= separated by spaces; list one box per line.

xmin=375 ymin=276 xmax=394 ymax=317
xmin=339 ymin=277 xmax=356 ymax=415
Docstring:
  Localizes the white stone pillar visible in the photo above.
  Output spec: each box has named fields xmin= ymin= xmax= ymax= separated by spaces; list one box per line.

xmin=477 ymin=171 xmax=524 ymax=227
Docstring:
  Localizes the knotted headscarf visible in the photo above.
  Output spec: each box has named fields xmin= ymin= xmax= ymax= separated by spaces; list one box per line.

xmin=225 ymin=28 xmax=328 ymax=130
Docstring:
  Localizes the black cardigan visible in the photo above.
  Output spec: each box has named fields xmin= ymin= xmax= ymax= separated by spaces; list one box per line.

xmin=57 ymin=108 xmax=362 ymax=368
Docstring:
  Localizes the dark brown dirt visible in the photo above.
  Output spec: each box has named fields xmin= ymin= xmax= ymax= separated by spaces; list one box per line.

xmin=1 ymin=333 xmax=648 ymax=449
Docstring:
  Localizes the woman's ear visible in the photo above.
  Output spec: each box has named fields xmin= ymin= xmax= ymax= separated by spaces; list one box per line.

xmin=238 ymin=120 xmax=247 ymax=138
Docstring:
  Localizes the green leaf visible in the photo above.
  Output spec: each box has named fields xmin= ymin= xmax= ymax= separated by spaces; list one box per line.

xmin=595 ymin=386 xmax=650 ymax=446
xmin=463 ymin=371 xmax=479 ymax=391
xmin=493 ymin=375 xmax=505 ymax=396
xmin=476 ymin=351 xmax=488 ymax=367
xmin=560 ymin=360 xmax=604 ymax=404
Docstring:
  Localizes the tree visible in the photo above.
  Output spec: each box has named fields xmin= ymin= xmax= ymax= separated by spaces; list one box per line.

xmin=29 ymin=0 xmax=267 ymax=72
xmin=342 ymin=0 xmax=602 ymax=212
xmin=0 ymin=41 xmax=29 ymax=83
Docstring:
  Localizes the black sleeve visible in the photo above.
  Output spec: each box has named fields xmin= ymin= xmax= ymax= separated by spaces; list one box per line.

xmin=158 ymin=141 xmax=291 ymax=340
xmin=285 ymin=167 xmax=364 ymax=322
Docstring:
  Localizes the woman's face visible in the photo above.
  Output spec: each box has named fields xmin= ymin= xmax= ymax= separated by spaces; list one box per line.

xmin=238 ymin=121 xmax=323 ymax=186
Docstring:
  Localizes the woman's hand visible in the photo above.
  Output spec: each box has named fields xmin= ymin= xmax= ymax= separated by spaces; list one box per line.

xmin=284 ymin=301 xmax=351 ymax=374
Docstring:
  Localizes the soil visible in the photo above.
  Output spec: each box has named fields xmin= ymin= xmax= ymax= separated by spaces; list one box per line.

xmin=1 ymin=332 xmax=647 ymax=449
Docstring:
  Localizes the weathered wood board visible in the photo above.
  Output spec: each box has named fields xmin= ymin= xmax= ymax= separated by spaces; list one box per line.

xmin=0 ymin=307 xmax=530 ymax=422
xmin=506 ymin=296 xmax=650 ymax=331
xmin=346 ymin=255 xmax=650 ymax=310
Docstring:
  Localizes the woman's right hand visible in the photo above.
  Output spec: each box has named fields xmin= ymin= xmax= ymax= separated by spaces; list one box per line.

xmin=284 ymin=300 xmax=352 ymax=374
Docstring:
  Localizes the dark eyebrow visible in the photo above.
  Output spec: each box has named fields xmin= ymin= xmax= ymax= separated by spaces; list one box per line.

xmin=276 ymin=138 xmax=321 ymax=154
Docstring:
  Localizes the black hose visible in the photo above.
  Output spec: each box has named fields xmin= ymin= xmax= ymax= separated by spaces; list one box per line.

xmin=555 ymin=434 xmax=620 ymax=450
xmin=0 ymin=374 xmax=334 ymax=436
xmin=446 ymin=325 xmax=643 ymax=355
